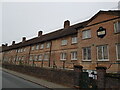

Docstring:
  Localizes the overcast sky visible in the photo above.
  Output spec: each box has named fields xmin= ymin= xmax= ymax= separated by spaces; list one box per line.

xmin=1 ymin=0 xmax=120 ymax=45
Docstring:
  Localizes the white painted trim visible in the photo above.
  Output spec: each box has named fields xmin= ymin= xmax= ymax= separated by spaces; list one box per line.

xmin=116 ymin=44 xmax=120 ymax=61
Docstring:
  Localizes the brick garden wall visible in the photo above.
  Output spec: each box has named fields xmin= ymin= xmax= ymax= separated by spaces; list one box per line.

xmin=2 ymin=64 xmax=120 ymax=89
xmin=105 ymin=73 xmax=120 ymax=88
xmin=2 ymin=63 xmax=75 ymax=87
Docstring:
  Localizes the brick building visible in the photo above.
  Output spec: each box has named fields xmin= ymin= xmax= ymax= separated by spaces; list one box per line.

xmin=1 ymin=10 xmax=120 ymax=72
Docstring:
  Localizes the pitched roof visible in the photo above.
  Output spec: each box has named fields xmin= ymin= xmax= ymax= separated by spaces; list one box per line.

xmin=2 ymin=10 xmax=120 ymax=52
xmin=2 ymin=20 xmax=90 ymax=51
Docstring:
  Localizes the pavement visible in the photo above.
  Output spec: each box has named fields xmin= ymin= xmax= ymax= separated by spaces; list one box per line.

xmin=2 ymin=67 xmax=72 ymax=89
xmin=2 ymin=70 xmax=48 ymax=88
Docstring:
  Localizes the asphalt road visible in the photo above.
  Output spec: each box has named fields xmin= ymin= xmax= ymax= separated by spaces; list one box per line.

xmin=1 ymin=70 xmax=49 ymax=89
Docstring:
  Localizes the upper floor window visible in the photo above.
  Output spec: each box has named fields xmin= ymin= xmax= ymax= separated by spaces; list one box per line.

xmin=18 ymin=49 xmax=20 ymax=53
xmin=71 ymin=51 xmax=77 ymax=60
xmin=82 ymin=47 xmax=91 ymax=61
xmin=36 ymin=45 xmax=39 ymax=50
xmin=23 ymin=48 xmax=26 ymax=52
xmin=97 ymin=45 xmax=109 ymax=61
xmin=82 ymin=30 xmax=91 ymax=39
xmin=31 ymin=46 xmax=35 ymax=50
xmin=72 ymin=37 xmax=77 ymax=44
xmin=114 ymin=21 xmax=120 ymax=33
xmin=20 ymin=49 xmax=23 ymax=52
xmin=116 ymin=44 xmax=120 ymax=60
xmin=16 ymin=49 xmax=18 ymax=52
xmin=40 ymin=44 xmax=44 ymax=49
xmin=46 ymin=42 xmax=51 ymax=48
xmin=60 ymin=52 xmax=67 ymax=60
xmin=61 ymin=40 xmax=67 ymax=46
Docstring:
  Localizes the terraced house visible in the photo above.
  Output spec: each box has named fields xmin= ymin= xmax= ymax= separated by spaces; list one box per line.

xmin=2 ymin=10 xmax=120 ymax=73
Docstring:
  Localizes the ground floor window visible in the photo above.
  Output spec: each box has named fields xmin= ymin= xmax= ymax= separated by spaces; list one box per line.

xmin=38 ymin=54 xmax=43 ymax=61
xmin=60 ymin=52 xmax=67 ymax=60
xmin=44 ymin=53 xmax=49 ymax=61
xmin=116 ymin=44 xmax=120 ymax=60
xmin=71 ymin=51 xmax=77 ymax=60
xmin=34 ymin=55 xmax=38 ymax=61
xmin=29 ymin=55 xmax=33 ymax=61
xmin=97 ymin=45 xmax=109 ymax=61
xmin=82 ymin=47 xmax=91 ymax=61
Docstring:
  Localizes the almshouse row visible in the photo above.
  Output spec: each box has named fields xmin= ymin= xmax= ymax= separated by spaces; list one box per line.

xmin=1 ymin=10 xmax=120 ymax=72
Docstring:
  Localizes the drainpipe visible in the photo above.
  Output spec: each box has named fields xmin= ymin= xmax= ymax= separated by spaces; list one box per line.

xmin=48 ymin=41 xmax=52 ymax=67
xmin=15 ymin=49 xmax=18 ymax=65
xmin=28 ymin=45 xmax=32 ymax=66
xmin=41 ymin=59 xmax=43 ymax=68
xmin=63 ymin=61 xmax=65 ymax=69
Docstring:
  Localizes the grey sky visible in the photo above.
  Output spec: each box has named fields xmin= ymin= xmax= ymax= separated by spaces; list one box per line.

xmin=1 ymin=1 xmax=119 ymax=45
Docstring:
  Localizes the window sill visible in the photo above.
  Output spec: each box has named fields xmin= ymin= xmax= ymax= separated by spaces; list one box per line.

xmin=71 ymin=59 xmax=77 ymax=61
xmin=38 ymin=60 xmax=42 ymax=61
xmin=43 ymin=60 xmax=49 ymax=61
xmin=40 ymin=48 xmax=44 ymax=50
xmin=82 ymin=38 xmax=91 ymax=40
xmin=61 ymin=44 xmax=67 ymax=46
xmin=114 ymin=32 xmax=120 ymax=34
xmin=116 ymin=59 xmax=120 ymax=61
xmin=82 ymin=60 xmax=91 ymax=62
xmin=97 ymin=59 xmax=109 ymax=61
xmin=71 ymin=43 xmax=77 ymax=45
xmin=60 ymin=59 xmax=66 ymax=61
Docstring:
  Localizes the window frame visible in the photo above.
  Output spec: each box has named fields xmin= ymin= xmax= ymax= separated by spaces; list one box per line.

xmin=71 ymin=36 xmax=77 ymax=44
xmin=40 ymin=44 xmax=44 ymax=49
xmin=60 ymin=52 xmax=67 ymax=60
xmin=82 ymin=47 xmax=91 ymax=61
xmin=116 ymin=44 xmax=120 ymax=61
xmin=61 ymin=39 xmax=67 ymax=46
xmin=38 ymin=54 xmax=43 ymax=61
xmin=82 ymin=30 xmax=91 ymax=39
xmin=114 ymin=21 xmax=120 ymax=33
xmin=34 ymin=55 xmax=38 ymax=61
xmin=44 ymin=53 xmax=49 ymax=61
xmin=46 ymin=42 xmax=51 ymax=48
xmin=31 ymin=46 xmax=35 ymax=51
xmin=29 ymin=55 xmax=33 ymax=61
xmin=36 ymin=45 xmax=39 ymax=50
xmin=71 ymin=51 xmax=77 ymax=60
xmin=97 ymin=45 xmax=109 ymax=61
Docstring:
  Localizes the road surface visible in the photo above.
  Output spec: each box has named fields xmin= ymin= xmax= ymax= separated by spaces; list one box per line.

xmin=1 ymin=70 xmax=49 ymax=89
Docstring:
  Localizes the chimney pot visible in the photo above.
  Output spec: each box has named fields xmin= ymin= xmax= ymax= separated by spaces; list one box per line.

xmin=2 ymin=43 xmax=8 ymax=47
xmin=2 ymin=44 xmax=5 ymax=46
xmin=22 ymin=37 xmax=26 ymax=42
xmin=12 ymin=41 xmax=15 ymax=45
xmin=38 ymin=31 xmax=43 ymax=37
xmin=64 ymin=20 xmax=70 ymax=28
xmin=5 ymin=43 xmax=8 ymax=46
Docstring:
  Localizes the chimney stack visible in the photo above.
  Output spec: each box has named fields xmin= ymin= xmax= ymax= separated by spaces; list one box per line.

xmin=2 ymin=43 xmax=8 ymax=47
xmin=22 ymin=37 xmax=26 ymax=42
xmin=64 ymin=20 xmax=70 ymax=28
xmin=12 ymin=41 xmax=15 ymax=45
xmin=38 ymin=31 xmax=43 ymax=37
